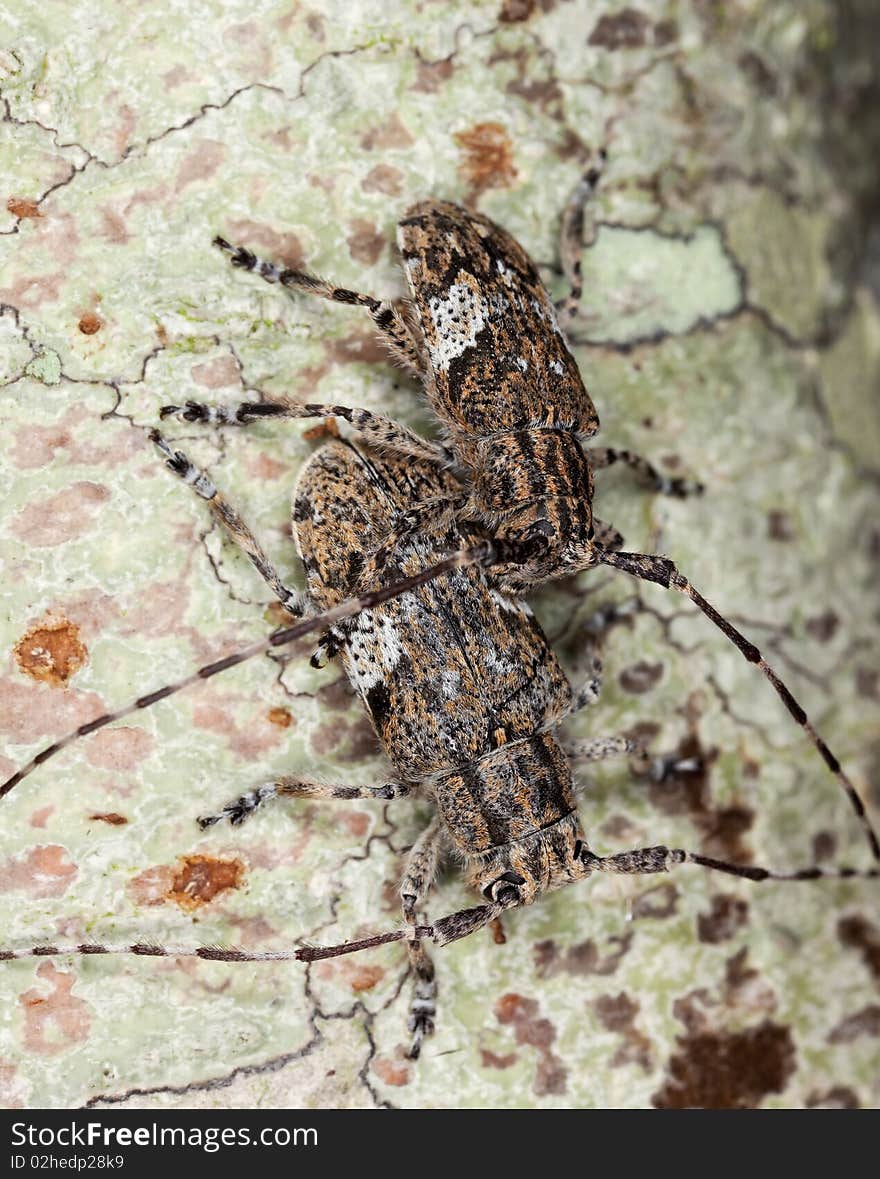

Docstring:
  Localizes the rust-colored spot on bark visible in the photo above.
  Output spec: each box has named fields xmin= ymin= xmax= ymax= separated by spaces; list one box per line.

xmin=828 ymin=1004 xmax=880 ymax=1043
xmin=413 ymin=57 xmax=454 ymax=94
xmin=838 ymin=914 xmax=880 ymax=983
xmin=697 ymin=894 xmax=749 ymax=944
xmin=20 ymin=963 xmax=91 ymax=1057
xmin=89 ymin=812 xmax=128 ymax=826
xmin=223 ymin=220 xmax=303 ymax=271
xmin=12 ymin=481 xmax=110 ymax=547
xmin=494 ymin=992 xmax=567 ymax=1095
xmin=267 ymin=706 xmax=293 ymax=728
xmin=7 ymin=197 xmax=42 ymax=219
xmin=534 ymin=932 xmax=632 ymax=978
xmin=594 ymin=992 xmax=653 ymax=1071
xmin=328 ymin=331 xmax=389 ymax=368
xmin=346 ymin=218 xmax=385 ymax=266
xmin=588 ymin=8 xmax=650 ymax=49
xmin=0 ymin=845 xmax=77 ymax=899
xmin=631 ymin=882 xmax=679 ymax=920
xmin=489 ymin=916 xmax=507 ymax=945
xmin=14 ymin=617 xmax=87 ymax=686
xmin=359 ymin=113 xmax=414 ymax=151
xmin=190 ymin=355 xmax=239 ymax=389
xmin=499 ymin=0 xmax=538 ymax=21
xmin=806 ymin=1087 xmax=860 ymax=1109
xmin=302 ymin=416 xmax=340 ymax=441
xmin=618 ymin=660 xmax=663 ymax=694
xmin=348 ymin=964 xmax=384 ymax=992
xmin=767 ymin=509 xmax=795 ymax=541
xmin=77 ymin=312 xmax=102 ymax=335
xmin=805 ymin=610 xmax=839 ymax=642
xmin=812 ymin=830 xmax=836 ymax=862
xmin=167 ymin=855 xmax=245 ymax=911
xmin=653 ymin=18 xmax=678 ymax=45
xmin=695 ymin=804 xmax=755 ymax=864
xmin=481 ymin=1047 xmax=517 ymax=1069
xmin=454 ymin=122 xmax=518 ymax=196
xmin=373 ymin=1049 xmax=412 ymax=1087
xmin=342 ymin=718 xmax=381 ymax=763
xmin=361 ymin=164 xmax=404 ymax=196
xmin=652 ymin=1021 xmax=795 ymax=1109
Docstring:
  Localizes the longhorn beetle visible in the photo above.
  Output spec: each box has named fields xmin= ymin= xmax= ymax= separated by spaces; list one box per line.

xmin=6 ymin=161 xmax=874 ymax=872
xmin=3 ymin=435 xmax=874 ymax=1061
xmin=153 ymin=154 xmax=878 ymax=867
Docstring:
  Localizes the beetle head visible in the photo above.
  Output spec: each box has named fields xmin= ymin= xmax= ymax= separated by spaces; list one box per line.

xmin=491 ymin=498 xmax=598 ymax=590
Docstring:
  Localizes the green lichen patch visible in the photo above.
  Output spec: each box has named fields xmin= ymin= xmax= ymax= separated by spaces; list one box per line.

xmin=576 ymin=225 xmax=742 ymax=345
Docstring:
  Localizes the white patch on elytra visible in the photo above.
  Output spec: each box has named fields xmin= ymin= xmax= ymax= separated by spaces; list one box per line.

xmin=427 ymin=282 xmax=487 ymax=370
xmin=439 ymin=669 xmax=462 ymax=699
xmin=346 ymin=612 xmax=404 ymax=692
xmin=489 ymin=588 xmax=527 ymax=616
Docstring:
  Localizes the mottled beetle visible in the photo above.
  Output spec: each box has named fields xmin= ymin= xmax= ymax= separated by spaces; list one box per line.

xmin=8 ymin=163 xmax=875 ymax=872
xmin=3 ymin=434 xmax=873 ymax=1060
xmin=155 ymin=157 xmax=879 ymax=867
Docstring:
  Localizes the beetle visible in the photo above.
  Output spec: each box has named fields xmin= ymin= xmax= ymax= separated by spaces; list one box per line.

xmin=4 ymin=434 xmax=873 ymax=1061
xmin=154 ymin=162 xmax=878 ymax=867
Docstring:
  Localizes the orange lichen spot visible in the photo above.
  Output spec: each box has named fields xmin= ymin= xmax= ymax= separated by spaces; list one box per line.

xmin=89 ymin=812 xmax=128 ymax=826
xmin=85 ymin=726 xmax=153 ymax=772
xmin=480 ymin=1048 xmax=517 ymax=1069
xmin=372 ymin=1049 xmax=412 ymax=1087
xmin=11 ymin=481 xmax=110 ymax=547
xmin=29 ymin=805 xmax=54 ymax=830
xmin=454 ymin=122 xmax=518 ymax=195
xmin=340 ymin=810 xmax=369 ymax=838
xmin=302 ymin=416 xmax=340 ymax=441
xmin=14 ymin=617 xmax=87 ymax=686
xmin=21 ymin=963 xmax=91 ymax=1056
xmin=190 ymin=354 xmax=240 ymax=388
xmin=0 ymin=845 xmax=77 ymax=899
xmin=348 ymin=964 xmax=385 ymax=993
xmin=167 ymin=854 xmax=245 ymax=911
xmin=494 ymin=991 xmax=566 ymax=1095
xmin=77 ymin=312 xmax=102 ymax=335
xmin=314 ymin=957 xmax=386 ymax=992
xmin=495 ymin=991 xmax=539 ymax=1029
xmin=7 ymin=197 xmax=42 ymax=219
xmin=267 ymin=706 xmax=293 ymax=728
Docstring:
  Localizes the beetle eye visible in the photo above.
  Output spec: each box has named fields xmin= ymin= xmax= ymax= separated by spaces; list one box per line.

xmin=482 ymin=869 xmax=526 ymax=901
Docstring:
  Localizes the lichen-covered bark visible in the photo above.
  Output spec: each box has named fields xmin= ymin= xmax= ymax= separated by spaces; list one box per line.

xmin=1 ymin=0 xmax=878 ymax=1109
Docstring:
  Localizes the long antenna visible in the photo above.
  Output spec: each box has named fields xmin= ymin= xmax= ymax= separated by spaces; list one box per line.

xmin=599 ymin=547 xmax=880 ymax=863
xmin=1 ymin=542 xmax=497 ymax=798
